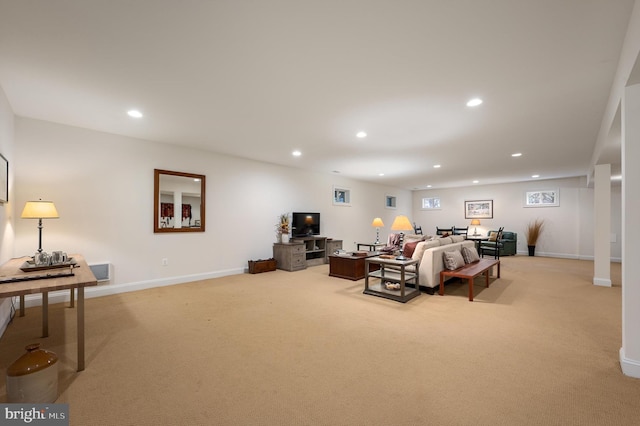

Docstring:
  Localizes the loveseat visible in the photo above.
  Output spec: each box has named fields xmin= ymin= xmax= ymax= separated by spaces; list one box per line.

xmin=402 ymin=234 xmax=475 ymax=294
xmin=481 ymin=230 xmax=517 ymax=256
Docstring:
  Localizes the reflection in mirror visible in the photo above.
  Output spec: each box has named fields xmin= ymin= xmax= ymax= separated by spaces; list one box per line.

xmin=154 ymin=169 xmax=206 ymax=233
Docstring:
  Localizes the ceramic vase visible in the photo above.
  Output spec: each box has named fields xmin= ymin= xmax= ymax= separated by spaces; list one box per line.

xmin=6 ymin=343 xmax=58 ymax=403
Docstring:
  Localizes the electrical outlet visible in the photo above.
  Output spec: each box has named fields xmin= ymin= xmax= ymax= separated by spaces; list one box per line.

xmin=162 ymin=258 xmax=168 ymax=266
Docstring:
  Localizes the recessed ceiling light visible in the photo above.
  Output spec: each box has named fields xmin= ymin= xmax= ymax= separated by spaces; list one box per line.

xmin=127 ymin=109 xmax=143 ymax=118
xmin=511 ymin=153 xmax=522 ymax=157
xmin=356 ymin=131 xmax=367 ymax=138
xmin=426 ymin=185 xmax=432 ymax=188
xmin=292 ymin=150 xmax=301 ymax=157
xmin=433 ymin=164 xmax=441 ymax=168
xmin=378 ymin=173 xmax=385 ymax=176
xmin=531 ymin=174 xmax=540 ymax=178
xmin=473 ymin=180 xmax=479 ymax=184
xmin=466 ymin=98 xmax=483 ymax=107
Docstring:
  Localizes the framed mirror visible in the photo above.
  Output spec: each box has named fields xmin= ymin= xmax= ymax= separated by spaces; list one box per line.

xmin=154 ymin=169 xmax=206 ymax=233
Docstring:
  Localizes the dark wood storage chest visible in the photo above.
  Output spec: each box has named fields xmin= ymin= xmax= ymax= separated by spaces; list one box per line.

xmin=248 ymin=258 xmax=277 ymax=274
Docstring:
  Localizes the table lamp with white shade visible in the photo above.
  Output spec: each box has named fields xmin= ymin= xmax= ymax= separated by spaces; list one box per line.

xmin=470 ymin=219 xmax=481 ymax=236
xmin=21 ymin=200 xmax=59 ymax=253
xmin=390 ymin=215 xmax=414 ymax=260
xmin=371 ymin=217 xmax=384 ymax=243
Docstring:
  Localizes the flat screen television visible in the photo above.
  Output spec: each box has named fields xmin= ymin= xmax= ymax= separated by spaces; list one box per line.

xmin=292 ymin=212 xmax=320 ymax=237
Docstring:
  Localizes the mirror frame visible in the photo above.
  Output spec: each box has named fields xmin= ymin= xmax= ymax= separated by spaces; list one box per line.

xmin=154 ymin=169 xmax=206 ymax=233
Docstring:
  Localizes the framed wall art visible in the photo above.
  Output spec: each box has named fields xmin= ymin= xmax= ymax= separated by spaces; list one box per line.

xmin=464 ymin=199 xmax=493 ymax=219
xmin=0 ymin=153 xmax=7 ymax=203
xmin=524 ymin=189 xmax=559 ymax=207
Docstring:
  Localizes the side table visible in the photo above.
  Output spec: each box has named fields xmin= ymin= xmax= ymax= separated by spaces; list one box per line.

xmin=356 ymin=242 xmax=386 ymax=251
xmin=364 ymin=257 xmax=420 ymax=303
xmin=466 ymin=236 xmax=489 ymax=251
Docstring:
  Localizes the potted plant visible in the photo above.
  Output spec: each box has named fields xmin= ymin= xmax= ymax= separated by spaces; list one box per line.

xmin=276 ymin=213 xmax=290 ymax=243
xmin=525 ymin=218 xmax=544 ymax=256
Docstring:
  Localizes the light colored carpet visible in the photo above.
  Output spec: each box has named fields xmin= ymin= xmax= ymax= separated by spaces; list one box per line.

xmin=1 ymin=255 xmax=639 ymax=425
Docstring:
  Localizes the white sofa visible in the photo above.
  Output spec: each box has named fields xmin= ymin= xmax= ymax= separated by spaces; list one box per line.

xmin=406 ymin=235 xmax=475 ymax=293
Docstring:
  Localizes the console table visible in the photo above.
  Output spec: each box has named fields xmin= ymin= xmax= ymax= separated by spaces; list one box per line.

xmin=0 ymin=254 xmax=98 ymax=371
xmin=364 ymin=257 xmax=420 ymax=303
xmin=291 ymin=236 xmax=327 ymax=267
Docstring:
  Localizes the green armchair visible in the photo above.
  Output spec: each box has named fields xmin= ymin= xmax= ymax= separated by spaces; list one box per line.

xmin=484 ymin=230 xmax=517 ymax=256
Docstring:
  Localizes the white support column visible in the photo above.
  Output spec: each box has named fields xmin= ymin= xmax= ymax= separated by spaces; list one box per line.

xmin=593 ymin=163 xmax=611 ymax=287
xmin=620 ymin=83 xmax=640 ymax=378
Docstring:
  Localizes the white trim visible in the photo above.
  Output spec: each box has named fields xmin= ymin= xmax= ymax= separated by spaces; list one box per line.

xmin=593 ymin=277 xmax=612 ymax=287
xmin=19 ymin=267 xmax=244 ymax=308
xmin=620 ymin=347 xmax=640 ymax=378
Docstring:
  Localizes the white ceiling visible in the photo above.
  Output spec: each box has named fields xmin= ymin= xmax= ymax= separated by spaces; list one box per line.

xmin=0 ymin=1 xmax=635 ymax=189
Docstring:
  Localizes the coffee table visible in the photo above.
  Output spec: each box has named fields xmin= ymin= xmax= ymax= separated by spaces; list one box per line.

xmin=328 ymin=252 xmax=380 ymax=280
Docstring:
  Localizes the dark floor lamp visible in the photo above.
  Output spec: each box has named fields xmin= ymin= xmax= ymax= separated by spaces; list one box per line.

xmin=21 ymin=200 xmax=59 ymax=253
xmin=391 ymin=215 xmax=414 ymax=261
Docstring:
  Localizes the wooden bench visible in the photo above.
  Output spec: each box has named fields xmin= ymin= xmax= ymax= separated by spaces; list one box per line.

xmin=439 ymin=258 xmax=500 ymax=301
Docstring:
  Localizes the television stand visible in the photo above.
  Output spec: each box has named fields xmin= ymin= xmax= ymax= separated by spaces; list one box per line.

xmin=291 ymin=236 xmax=327 ymax=267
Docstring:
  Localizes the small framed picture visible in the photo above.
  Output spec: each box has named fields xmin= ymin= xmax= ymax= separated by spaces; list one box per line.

xmin=0 ymin=153 xmax=7 ymax=203
xmin=465 ymin=200 xmax=493 ymax=219
xmin=524 ymin=189 xmax=559 ymax=207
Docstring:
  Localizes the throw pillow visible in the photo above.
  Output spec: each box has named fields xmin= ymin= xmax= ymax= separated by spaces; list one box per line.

xmin=403 ymin=241 xmax=420 ymax=258
xmin=461 ymin=246 xmax=480 ymax=264
xmin=443 ymin=250 xmax=465 ymax=270
xmin=411 ymin=241 xmax=428 ymax=261
xmin=404 ymin=234 xmax=426 ymax=245
xmin=488 ymin=231 xmax=498 ymax=241
xmin=439 ymin=236 xmax=453 ymax=246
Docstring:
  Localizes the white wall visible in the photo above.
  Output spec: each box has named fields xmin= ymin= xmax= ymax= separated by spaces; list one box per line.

xmin=13 ymin=117 xmax=411 ymax=299
xmin=0 ymin=85 xmax=15 ymax=334
xmin=5 ymin=115 xmax=623 ymax=312
xmin=412 ymin=178 xmax=622 ymax=260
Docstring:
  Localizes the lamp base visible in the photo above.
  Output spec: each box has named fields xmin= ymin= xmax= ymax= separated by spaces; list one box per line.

xmin=395 ymin=254 xmax=410 ymax=261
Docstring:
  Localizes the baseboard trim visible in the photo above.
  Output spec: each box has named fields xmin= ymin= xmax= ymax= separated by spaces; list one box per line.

xmin=593 ymin=277 xmax=612 ymax=287
xmin=19 ymin=267 xmax=245 ymax=308
xmin=619 ymin=347 xmax=640 ymax=378
xmin=514 ymin=251 xmax=621 ymax=263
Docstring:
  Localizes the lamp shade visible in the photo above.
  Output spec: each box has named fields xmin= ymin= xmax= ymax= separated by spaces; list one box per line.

xmin=21 ymin=201 xmax=59 ymax=219
xmin=390 ymin=215 xmax=413 ymax=231
xmin=371 ymin=217 xmax=384 ymax=227
xmin=470 ymin=219 xmax=481 ymax=226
